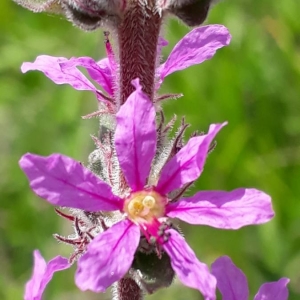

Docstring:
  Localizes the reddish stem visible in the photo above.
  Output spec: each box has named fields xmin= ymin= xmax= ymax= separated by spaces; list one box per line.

xmin=117 ymin=0 xmax=162 ymax=105
xmin=114 ymin=277 xmax=144 ymax=300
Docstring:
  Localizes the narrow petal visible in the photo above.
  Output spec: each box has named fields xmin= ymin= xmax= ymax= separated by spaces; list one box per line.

xmin=19 ymin=153 xmax=122 ymax=211
xmin=59 ymin=57 xmax=114 ymax=95
xmin=166 ymin=188 xmax=274 ymax=229
xmin=21 ymin=55 xmax=96 ymax=92
xmin=115 ymin=79 xmax=156 ymax=191
xmin=163 ymin=229 xmax=216 ymax=300
xmin=254 ymin=278 xmax=290 ymax=300
xmin=75 ymin=219 xmax=140 ymax=292
xmin=24 ymin=250 xmax=69 ymax=300
xmin=211 ymin=256 xmax=249 ymax=300
xmin=157 ymin=123 xmax=226 ymax=195
xmin=158 ymin=25 xmax=231 ymax=84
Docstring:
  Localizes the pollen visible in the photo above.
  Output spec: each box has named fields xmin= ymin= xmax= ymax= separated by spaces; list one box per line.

xmin=128 ymin=200 xmax=144 ymax=215
xmin=142 ymin=196 xmax=155 ymax=208
xmin=124 ymin=190 xmax=166 ymax=223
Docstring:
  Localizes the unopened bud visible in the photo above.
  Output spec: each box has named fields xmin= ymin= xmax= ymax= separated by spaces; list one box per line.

xmin=132 ymin=250 xmax=175 ymax=294
xmin=61 ymin=0 xmax=122 ymax=30
xmin=166 ymin=0 xmax=218 ymax=26
xmin=13 ymin=0 xmax=125 ymax=30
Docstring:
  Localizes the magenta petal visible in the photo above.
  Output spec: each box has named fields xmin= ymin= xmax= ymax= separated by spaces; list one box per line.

xmin=166 ymin=188 xmax=274 ymax=229
xmin=158 ymin=25 xmax=231 ymax=84
xmin=211 ymin=256 xmax=249 ymax=300
xmin=21 ymin=55 xmax=96 ymax=91
xmin=59 ymin=57 xmax=114 ymax=95
xmin=115 ymin=79 xmax=156 ymax=191
xmin=75 ymin=219 xmax=140 ymax=292
xmin=24 ymin=250 xmax=69 ymax=300
xmin=19 ymin=153 xmax=122 ymax=211
xmin=254 ymin=278 xmax=290 ymax=300
xmin=163 ymin=229 xmax=216 ymax=300
xmin=157 ymin=123 xmax=226 ymax=195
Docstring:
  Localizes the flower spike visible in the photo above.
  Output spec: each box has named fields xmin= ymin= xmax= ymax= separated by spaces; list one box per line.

xmin=20 ymin=82 xmax=274 ymax=298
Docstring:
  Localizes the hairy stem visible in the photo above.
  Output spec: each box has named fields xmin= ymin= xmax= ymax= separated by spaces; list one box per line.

xmin=117 ymin=0 xmax=162 ymax=105
xmin=112 ymin=277 xmax=144 ymax=300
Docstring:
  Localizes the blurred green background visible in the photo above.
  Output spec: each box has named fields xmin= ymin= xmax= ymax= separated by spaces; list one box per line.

xmin=1 ymin=0 xmax=300 ymax=299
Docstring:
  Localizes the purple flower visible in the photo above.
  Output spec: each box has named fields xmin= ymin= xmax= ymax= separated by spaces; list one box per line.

xmin=21 ymin=25 xmax=231 ymax=107
xmin=211 ymin=256 xmax=289 ymax=300
xmin=24 ymin=250 xmax=69 ymax=300
xmin=19 ymin=79 xmax=273 ymax=300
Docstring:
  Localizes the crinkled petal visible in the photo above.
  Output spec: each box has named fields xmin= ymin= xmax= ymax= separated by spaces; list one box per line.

xmin=59 ymin=57 xmax=114 ymax=95
xmin=75 ymin=219 xmax=140 ymax=292
xmin=115 ymin=79 xmax=156 ymax=191
xmin=254 ymin=278 xmax=290 ymax=300
xmin=21 ymin=55 xmax=96 ymax=92
xmin=157 ymin=123 xmax=226 ymax=195
xmin=163 ymin=229 xmax=216 ymax=300
xmin=24 ymin=250 xmax=69 ymax=300
xmin=166 ymin=188 xmax=274 ymax=229
xmin=19 ymin=153 xmax=122 ymax=211
xmin=211 ymin=256 xmax=249 ymax=300
xmin=158 ymin=25 xmax=231 ymax=86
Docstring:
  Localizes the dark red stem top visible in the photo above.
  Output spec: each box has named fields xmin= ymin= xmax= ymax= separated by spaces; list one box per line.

xmin=117 ymin=0 xmax=162 ymax=105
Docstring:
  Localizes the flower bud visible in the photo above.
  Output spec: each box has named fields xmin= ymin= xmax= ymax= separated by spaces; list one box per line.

xmin=13 ymin=0 xmax=124 ymax=30
xmin=166 ymin=0 xmax=217 ymax=26
xmin=132 ymin=250 xmax=175 ymax=294
xmin=61 ymin=0 xmax=122 ymax=30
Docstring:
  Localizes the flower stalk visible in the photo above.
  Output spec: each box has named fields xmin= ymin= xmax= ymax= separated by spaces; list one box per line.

xmin=117 ymin=0 xmax=162 ymax=105
xmin=113 ymin=278 xmax=144 ymax=300
xmin=12 ymin=1 xmax=289 ymax=299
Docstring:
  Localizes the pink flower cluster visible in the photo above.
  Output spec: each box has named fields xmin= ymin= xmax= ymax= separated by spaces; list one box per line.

xmin=19 ymin=22 xmax=289 ymax=300
xmin=21 ymin=79 xmax=275 ymax=300
xmin=21 ymin=25 xmax=231 ymax=109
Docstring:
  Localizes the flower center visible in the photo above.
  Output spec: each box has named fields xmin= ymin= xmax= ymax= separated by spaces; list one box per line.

xmin=124 ymin=190 xmax=166 ymax=223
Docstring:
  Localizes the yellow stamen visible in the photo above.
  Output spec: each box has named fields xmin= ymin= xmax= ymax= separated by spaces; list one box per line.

xmin=142 ymin=195 xmax=155 ymax=208
xmin=124 ymin=190 xmax=166 ymax=223
xmin=128 ymin=200 xmax=143 ymax=215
